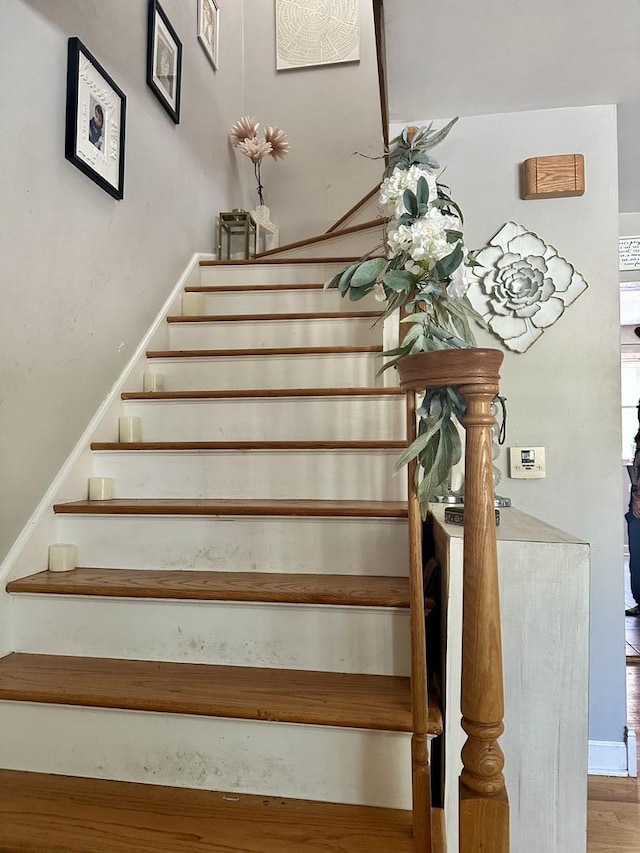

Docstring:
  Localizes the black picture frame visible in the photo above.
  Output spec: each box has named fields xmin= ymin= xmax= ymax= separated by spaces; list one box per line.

xmin=65 ymin=37 xmax=126 ymax=200
xmin=147 ymin=0 xmax=182 ymax=123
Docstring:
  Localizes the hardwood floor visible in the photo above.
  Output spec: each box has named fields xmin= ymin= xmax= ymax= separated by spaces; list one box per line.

xmin=626 ymin=614 xmax=640 ymax=663
xmin=587 ymin=666 xmax=640 ymax=851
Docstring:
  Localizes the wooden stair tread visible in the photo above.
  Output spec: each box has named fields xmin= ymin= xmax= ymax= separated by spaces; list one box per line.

xmin=199 ymin=257 xmax=369 ymax=266
xmin=167 ymin=310 xmax=382 ymax=322
xmin=52 ymin=498 xmax=409 ymax=517
xmin=185 ymin=282 xmax=326 ymax=292
xmin=146 ymin=345 xmax=383 ymax=357
xmin=90 ymin=440 xmax=407 ymax=451
xmin=0 ymin=653 xmax=443 ymax=732
xmin=121 ymin=387 xmax=403 ymax=400
xmin=8 ymin=569 xmax=417 ymax=608
xmin=0 ymin=770 xmax=414 ymax=853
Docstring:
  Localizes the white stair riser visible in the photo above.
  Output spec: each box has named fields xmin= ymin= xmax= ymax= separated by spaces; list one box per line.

xmin=0 ymin=703 xmax=412 ymax=807
xmin=145 ymin=353 xmax=383 ymax=390
xmin=12 ymin=597 xmax=410 ymax=676
xmin=168 ymin=317 xmax=381 ymax=350
xmin=91 ymin=450 xmax=407 ymax=501
xmin=192 ymin=289 xmax=378 ymax=315
xmin=199 ymin=262 xmax=352 ymax=287
xmin=55 ymin=516 xmax=409 ymax=576
xmin=263 ymin=228 xmax=384 ymax=260
xmin=119 ymin=397 xmax=405 ymax=441
xmin=333 ymin=196 xmax=383 ymax=232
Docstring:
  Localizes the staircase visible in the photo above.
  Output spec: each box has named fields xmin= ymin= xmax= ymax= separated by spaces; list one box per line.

xmin=0 ymin=252 xmax=445 ymax=851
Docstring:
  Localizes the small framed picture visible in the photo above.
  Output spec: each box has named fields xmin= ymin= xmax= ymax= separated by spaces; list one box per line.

xmin=65 ymin=37 xmax=126 ymax=200
xmin=198 ymin=0 xmax=219 ymax=70
xmin=147 ymin=0 xmax=182 ymax=123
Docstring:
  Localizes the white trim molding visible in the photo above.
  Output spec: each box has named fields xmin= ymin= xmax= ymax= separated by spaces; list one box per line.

xmin=588 ymin=738 xmax=631 ymax=777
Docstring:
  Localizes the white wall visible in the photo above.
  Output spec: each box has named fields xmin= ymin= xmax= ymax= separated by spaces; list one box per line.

xmin=0 ymin=0 xmax=244 ymax=562
xmin=240 ymin=0 xmax=384 ymax=242
xmin=384 ymin=0 xmax=640 ymax=213
xmin=391 ymin=106 xmax=625 ymax=747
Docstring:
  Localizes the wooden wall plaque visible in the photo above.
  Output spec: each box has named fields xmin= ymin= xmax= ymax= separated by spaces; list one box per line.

xmin=521 ymin=154 xmax=585 ymax=200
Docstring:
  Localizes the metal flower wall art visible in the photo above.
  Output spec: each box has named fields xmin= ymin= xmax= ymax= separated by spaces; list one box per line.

xmin=467 ymin=222 xmax=588 ymax=353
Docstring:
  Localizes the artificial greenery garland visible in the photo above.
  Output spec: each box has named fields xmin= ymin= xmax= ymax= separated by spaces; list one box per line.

xmin=326 ymin=120 xmax=488 ymax=514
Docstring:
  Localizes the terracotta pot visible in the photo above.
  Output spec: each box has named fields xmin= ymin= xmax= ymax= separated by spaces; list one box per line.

xmin=396 ymin=348 xmax=503 ymax=392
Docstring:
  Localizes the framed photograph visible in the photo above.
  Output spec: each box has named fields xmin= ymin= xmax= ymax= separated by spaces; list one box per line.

xmin=147 ymin=0 xmax=182 ymax=123
xmin=65 ymin=37 xmax=126 ymax=200
xmin=198 ymin=0 xmax=219 ymax=70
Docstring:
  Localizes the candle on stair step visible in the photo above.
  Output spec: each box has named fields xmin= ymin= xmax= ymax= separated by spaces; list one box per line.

xmin=143 ymin=372 xmax=165 ymax=392
xmin=181 ymin=292 xmax=204 ymax=316
xmin=119 ymin=416 xmax=142 ymax=443
xmin=88 ymin=477 xmax=114 ymax=501
xmin=48 ymin=543 xmax=78 ymax=573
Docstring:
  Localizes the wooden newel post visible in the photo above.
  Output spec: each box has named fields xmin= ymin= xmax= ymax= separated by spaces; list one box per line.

xmin=397 ymin=348 xmax=509 ymax=853
xmin=458 ymin=370 xmax=509 ymax=853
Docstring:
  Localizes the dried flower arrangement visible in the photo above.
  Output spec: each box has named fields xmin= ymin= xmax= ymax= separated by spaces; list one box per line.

xmin=230 ymin=116 xmax=290 ymax=207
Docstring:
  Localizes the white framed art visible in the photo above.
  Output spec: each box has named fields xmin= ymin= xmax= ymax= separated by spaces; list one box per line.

xmin=198 ymin=0 xmax=219 ymax=70
xmin=276 ymin=0 xmax=360 ymax=70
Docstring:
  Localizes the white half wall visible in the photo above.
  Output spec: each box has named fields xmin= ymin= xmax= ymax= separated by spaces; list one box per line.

xmin=0 ymin=0 xmax=243 ymax=562
xmin=391 ymin=105 xmax=625 ymax=747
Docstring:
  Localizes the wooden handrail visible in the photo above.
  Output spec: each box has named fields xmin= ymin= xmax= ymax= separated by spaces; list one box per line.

xmin=398 ymin=348 xmax=509 ymax=853
xmin=406 ymin=392 xmax=432 ymax=851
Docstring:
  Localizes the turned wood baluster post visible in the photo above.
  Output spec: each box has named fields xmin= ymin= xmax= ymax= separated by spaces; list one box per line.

xmin=406 ymin=392 xmax=432 ymax=853
xmin=398 ymin=348 xmax=508 ymax=852
xmin=458 ymin=367 xmax=509 ymax=853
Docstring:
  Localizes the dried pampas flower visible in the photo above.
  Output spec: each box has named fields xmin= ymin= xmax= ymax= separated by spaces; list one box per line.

xmin=230 ymin=115 xmax=259 ymax=145
xmin=237 ymin=137 xmax=273 ymax=164
xmin=264 ymin=126 xmax=290 ymax=160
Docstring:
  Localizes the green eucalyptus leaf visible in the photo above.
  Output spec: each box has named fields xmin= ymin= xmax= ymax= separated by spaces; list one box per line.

xmin=420 ymin=117 xmax=458 ymax=151
xmin=403 ymin=189 xmax=418 ymax=218
xmin=350 ymin=257 xmax=386 ymax=289
xmin=324 ymin=271 xmax=341 ymax=291
xmin=383 ymin=270 xmax=416 ymax=292
xmin=348 ymin=282 xmax=375 ymax=301
xmin=400 ymin=312 xmax=430 ymax=324
xmin=400 ymin=323 xmax=424 ymax=346
xmin=338 ymin=263 xmax=360 ymax=296
xmin=434 ymin=243 xmax=464 ymax=279
xmin=415 ymin=176 xmax=430 ymax=207
xmin=395 ymin=414 xmax=444 ymax=469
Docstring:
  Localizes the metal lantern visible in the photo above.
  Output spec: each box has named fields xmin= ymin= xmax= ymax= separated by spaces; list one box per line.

xmin=217 ymin=210 xmax=257 ymax=260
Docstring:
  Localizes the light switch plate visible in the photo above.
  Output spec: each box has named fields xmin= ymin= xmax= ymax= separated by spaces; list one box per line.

xmin=509 ymin=446 xmax=546 ymax=478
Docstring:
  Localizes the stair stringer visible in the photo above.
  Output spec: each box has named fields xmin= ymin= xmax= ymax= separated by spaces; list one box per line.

xmin=0 ymin=253 xmax=206 ymax=656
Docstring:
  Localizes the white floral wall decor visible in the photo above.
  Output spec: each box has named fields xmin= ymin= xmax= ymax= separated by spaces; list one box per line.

xmin=467 ymin=221 xmax=588 ymax=353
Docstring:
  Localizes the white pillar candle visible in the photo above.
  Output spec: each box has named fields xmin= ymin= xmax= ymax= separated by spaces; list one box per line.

xmin=119 ymin=416 xmax=142 ymax=443
xmin=181 ymin=292 xmax=204 ymax=316
xmin=48 ymin=543 xmax=78 ymax=573
xmin=143 ymin=372 xmax=165 ymax=392
xmin=88 ymin=477 xmax=114 ymax=501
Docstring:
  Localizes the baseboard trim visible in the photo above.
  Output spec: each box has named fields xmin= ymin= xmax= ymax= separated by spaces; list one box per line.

xmin=588 ymin=738 xmax=629 ymax=776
